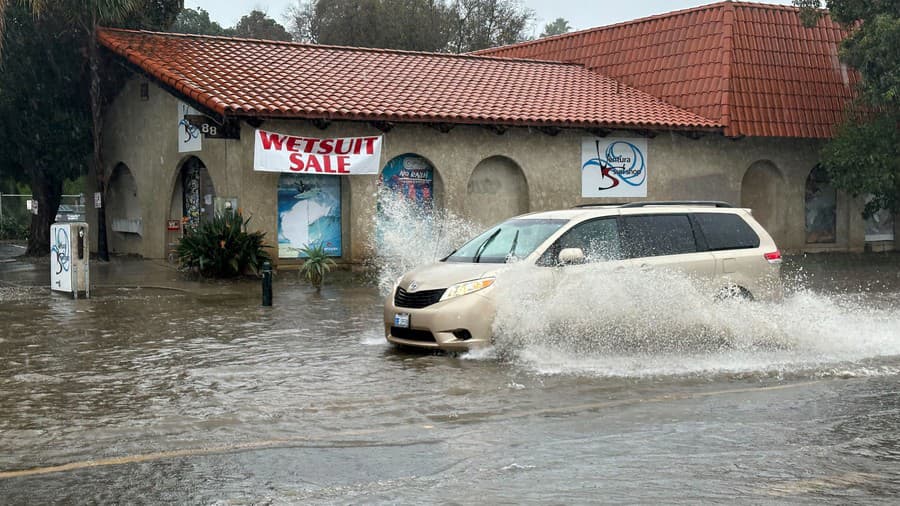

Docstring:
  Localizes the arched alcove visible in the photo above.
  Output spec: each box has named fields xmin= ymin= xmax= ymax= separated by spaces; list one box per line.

xmin=740 ymin=160 xmax=785 ymax=242
xmin=465 ymin=155 xmax=529 ymax=226
xmin=107 ymin=163 xmax=142 ymax=235
xmin=375 ymin=153 xmax=443 ymax=254
xmin=107 ymin=163 xmax=143 ymax=254
xmin=169 ymin=156 xmax=216 ymax=232
xmin=380 ymin=153 xmax=443 ymax=211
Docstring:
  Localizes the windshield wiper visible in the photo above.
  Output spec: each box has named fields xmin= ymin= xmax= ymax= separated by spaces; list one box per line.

xmin=473 ymin=228 xmax=502 ymax=263
xmin=506 ymin=230 xmax=519 ymax=262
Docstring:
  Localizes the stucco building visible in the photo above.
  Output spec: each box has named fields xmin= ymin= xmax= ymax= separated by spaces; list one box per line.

xmin=91 ymin=1 xmax=897 ymax=266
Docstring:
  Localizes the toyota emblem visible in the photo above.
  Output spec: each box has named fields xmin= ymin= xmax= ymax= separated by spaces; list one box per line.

xmin=408 ymin=281 xmax=419 ymax=292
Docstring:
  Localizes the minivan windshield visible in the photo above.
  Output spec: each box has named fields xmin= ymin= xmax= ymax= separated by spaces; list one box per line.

xmin=444 ymin=218 xmax=567 ymax=263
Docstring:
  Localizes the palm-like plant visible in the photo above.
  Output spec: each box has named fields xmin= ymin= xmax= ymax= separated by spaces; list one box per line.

xmin=0 ymin=1 xmax=44 ymax=54
xmin=176 ymin=211 xmax=271 ymax=278
xmin=299 ymin=243 xmax=337 ymax=292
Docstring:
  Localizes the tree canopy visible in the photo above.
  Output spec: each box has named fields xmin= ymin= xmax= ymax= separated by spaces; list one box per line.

xmin=288 ymin=0 xmax=534 ymax=52
xmin=232 ymin=10 xmax=292 ymax=41
xmin=171 ymin=6 xmax=227 ymax=35
xmin=794 ymin=0 xmax=900 ymax=216
xmin=0 ymin=0 xmax=182 ymax=254
xmin=540 ymin=17 xmax=570 ymax=38
xmin=171 ymin=7 xmax=291 ymax=40
xmin=0 ymin=3 xmax=91 ymax=211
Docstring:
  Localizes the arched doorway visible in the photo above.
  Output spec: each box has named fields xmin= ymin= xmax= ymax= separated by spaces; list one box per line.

xmin=805 ymin=165 xmax=836 ymax=244
xmin=169 ymin=156 xmax=216 ymax=232
xmin=107 ymin=163 xmax=143 ymax=253
xmin=465 ymin=156 xmax=528 ymax=226
xmin=740 ymin=160 xmax=785 ymax=242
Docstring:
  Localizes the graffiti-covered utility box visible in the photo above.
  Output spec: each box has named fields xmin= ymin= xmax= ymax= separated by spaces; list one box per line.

xmin=50 ymin=222 xmax=90 ymax=298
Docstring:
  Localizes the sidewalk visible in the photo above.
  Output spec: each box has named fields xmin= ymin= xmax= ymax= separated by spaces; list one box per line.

xmin=0 ymin=241 xmax=262 ymax=297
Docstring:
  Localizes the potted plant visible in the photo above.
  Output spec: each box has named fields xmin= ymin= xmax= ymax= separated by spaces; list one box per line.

xmin=299 ymin=242 xmax=336 ymax=292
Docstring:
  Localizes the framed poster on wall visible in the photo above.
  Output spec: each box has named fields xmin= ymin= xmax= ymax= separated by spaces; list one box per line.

xmin=277 ymin=174 xmax=342 ymax=258
xmin=381 ymin=154 xmax=434 ymax=207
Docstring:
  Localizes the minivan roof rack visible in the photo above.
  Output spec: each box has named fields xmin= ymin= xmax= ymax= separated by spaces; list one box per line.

xmin=619 ymin=201 xmax=733 ymax=208
xmin=575 ymin=201 xmax=733 ymax=209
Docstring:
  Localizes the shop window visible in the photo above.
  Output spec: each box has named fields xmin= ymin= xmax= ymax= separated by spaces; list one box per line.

xmin=376 ymin=154 xmax=439 ymax=252
xmin=278 ymin=174 xmax=342 ymax=258
xmin=805 ymin=166 xmax=836 ymax=244
xmin=381 ymin=154 xmax=435 ymax=209
xmin=865 ymin=195 xmax=895 ymax=242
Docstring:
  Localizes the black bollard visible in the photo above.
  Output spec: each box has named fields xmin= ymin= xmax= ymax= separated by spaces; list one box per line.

xmin=261 ymin=261 xmax=272 ymax=306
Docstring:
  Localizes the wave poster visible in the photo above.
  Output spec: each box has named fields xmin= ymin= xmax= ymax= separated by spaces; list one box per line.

xmin=278 ymin=174 xmax=342 ymax=258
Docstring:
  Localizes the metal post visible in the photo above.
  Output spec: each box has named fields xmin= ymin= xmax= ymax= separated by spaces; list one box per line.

xmin=261 ymin=261 xmax=272 ymax=307
xmin=85 ymin=259 xmax=90 ymax=299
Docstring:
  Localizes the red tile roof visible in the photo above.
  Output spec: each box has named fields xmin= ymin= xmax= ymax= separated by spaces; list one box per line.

xmin=97 ymin=28 xmax=718 ymax=131
xmin=475 ymin=1 xmax=855 ymax=138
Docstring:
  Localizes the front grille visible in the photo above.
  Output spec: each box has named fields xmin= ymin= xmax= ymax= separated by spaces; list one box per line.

xmin=394 ymin=286 xmax=446 ymax=309
xmin=390 ymin=326 xmax=436 ymax=342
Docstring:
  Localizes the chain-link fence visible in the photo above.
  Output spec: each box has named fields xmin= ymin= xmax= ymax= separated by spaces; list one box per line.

xmin=0 ymin=194 xmax=84 ymax=240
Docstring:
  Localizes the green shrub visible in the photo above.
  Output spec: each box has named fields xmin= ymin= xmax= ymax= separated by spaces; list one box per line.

xmin=176 ymin=211 xmax=271 ymax=278
xmin=299 ymin=242 xmax=337 ymax=291
xmin=0 ymin=215 xmax=28 ymax=240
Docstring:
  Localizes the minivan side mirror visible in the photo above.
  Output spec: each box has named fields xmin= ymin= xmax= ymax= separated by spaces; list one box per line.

xmin=558 ymin=248 xmax=585 ymax=265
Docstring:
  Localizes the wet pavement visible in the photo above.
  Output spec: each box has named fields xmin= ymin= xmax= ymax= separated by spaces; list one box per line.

xmin=2 ymin=243 xmax=900 ymax=504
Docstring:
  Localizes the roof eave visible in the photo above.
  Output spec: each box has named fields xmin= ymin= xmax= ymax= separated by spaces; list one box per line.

xmin=226 ymin=109 xmax=722 ymax=133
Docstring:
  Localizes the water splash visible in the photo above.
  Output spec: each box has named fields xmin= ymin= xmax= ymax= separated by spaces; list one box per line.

xmin=368 ymin=196 xmax=900 ymax=379
xmin=490 ymin=264 xmax=900 ymax=378
xmin=368 ymin=188 xmax=481 ymax=295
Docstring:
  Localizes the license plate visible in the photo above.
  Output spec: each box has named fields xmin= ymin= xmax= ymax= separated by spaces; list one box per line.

xmin=393 ymin=313 xmax=410 ymax=328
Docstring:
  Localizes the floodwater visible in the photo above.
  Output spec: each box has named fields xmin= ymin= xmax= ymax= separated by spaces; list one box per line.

xmin=2 ymin=203 xmax=900 ymax=503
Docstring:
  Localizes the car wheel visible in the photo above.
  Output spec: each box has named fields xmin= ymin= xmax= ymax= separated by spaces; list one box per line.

xmin=715 ymin=284 xmax=753 ymax=301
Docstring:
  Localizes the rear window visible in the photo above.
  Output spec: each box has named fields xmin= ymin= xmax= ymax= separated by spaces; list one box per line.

xmin=621 ymin=214 xmax=697 ymax=258
xmin=693 ymin=213 xmax=760 ymax=251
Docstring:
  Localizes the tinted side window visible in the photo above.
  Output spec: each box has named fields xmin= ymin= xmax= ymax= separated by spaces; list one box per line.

xmin=540 ymin=218 xmax=620 ymax=265
xmin=694 ymin=213 xmax=760 ymax=250
xmin=621 ymin=214 xmax=697 ymax=258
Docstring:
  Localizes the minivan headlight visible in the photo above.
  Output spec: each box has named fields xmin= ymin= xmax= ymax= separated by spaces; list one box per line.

xmin=440 ymin=277 xmax=495 ymax=301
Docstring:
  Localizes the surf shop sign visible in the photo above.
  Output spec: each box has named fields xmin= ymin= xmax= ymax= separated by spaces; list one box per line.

xmin=253 ymin=129 xmax=383 ymax=175
xmin=581 ymin=138 xmax=648 ymax=198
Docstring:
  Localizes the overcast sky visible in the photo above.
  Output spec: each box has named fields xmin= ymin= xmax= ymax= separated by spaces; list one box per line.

xmin=187 ymin=0 xmax=795 ymax=35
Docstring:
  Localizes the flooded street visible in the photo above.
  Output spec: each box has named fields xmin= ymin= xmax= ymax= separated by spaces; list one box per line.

xmin=2 ymin=253 xmax=900 ymax=504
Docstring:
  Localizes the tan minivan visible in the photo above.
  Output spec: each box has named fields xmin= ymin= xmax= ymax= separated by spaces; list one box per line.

xmin=384 ymin=201 xmax=783 ymax=351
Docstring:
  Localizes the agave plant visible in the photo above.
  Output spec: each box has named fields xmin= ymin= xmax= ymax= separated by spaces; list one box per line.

xmin=176 ymin=211 xmax=271 ymax=278
xmin=299 ymin=242 xmax=337 ymax=291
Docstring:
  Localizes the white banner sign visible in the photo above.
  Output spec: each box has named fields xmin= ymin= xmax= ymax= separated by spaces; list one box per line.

xmin=253 ymin=129 xmax=383 ymax=175
xmin=581 ymin=138 xmax=648 ymax=198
